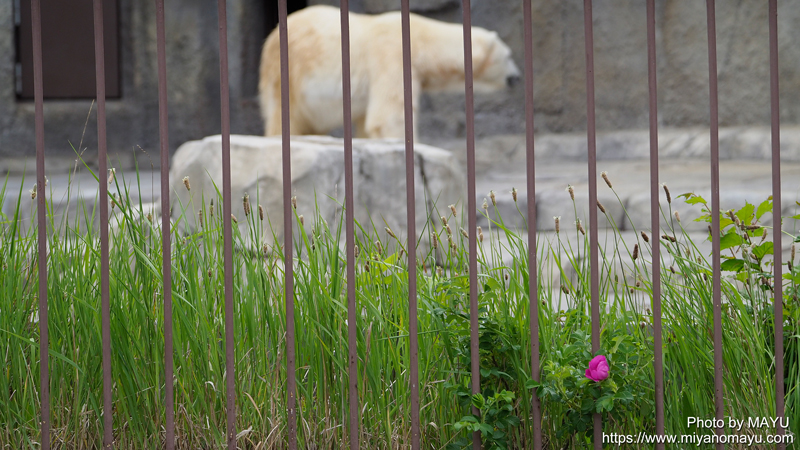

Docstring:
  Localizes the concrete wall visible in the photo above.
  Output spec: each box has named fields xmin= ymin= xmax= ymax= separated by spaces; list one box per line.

xmin=2 ymin=0 xmax=799 ymax=170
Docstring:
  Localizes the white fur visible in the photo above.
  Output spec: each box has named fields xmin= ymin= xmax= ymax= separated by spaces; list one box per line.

xmin=259 ymin=5 xmax=519 ymax=139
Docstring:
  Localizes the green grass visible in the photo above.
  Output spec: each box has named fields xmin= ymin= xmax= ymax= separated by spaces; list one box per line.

xmin=0 ymin=166 xmax=797 ymax=449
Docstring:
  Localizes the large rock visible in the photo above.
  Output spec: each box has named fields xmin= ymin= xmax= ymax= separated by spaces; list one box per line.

xmin=169 ymin=135 xmax=465 ymax=254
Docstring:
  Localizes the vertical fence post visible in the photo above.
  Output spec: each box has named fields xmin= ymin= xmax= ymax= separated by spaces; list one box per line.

xmin=91 ymin=0 xmax=113 ymax=447
xmin=645 ymin=1 xmax=665 ymax=448
xmin=458 ymin=0 xmax=481 ymax=448
xmin=276 ymin=0 xmax=298 ymax=448
xmin=30 ymin=0 xmax=49 ymax=448
xmin=339 ymin=2 xmax=361 ymax=448
xmin=216 ymin=0 xmax=237 ymax=448
xmin=768 ymin=1 xmax=785 ymax=448
xmin=705 ymin=2 xmax=725 ymax=447
xmin=521 ymin=0 xmax=542 ymax=448
xmin=581 ymin=1 xmax=602 ymax=448
xmin=399 ymin=0 xmax=420 ymax=447
xmin=153 ymin=0 xmax=174 ymax=447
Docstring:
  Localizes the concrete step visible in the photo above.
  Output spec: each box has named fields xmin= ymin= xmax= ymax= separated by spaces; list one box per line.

xmin=476 ymin=159 xmax=800 ymax=233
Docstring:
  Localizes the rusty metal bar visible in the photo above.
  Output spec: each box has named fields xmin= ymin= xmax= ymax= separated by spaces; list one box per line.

xmin=582 ymin=1 xmax=601 ymax=448
xmin=92 ymin=0 xmax=113 ymax=447
xmin=705 ymin=1 xmax=724 ymax=445
xmin=276 ymin=0 xmax=298 ymax=448
xmin=399 ymin=0 xmax=420 ymax=447
xmin=153 ymin=0 xmax=174 ymax=447
xmin=459 ymin=0 xmax=480 ymax=448
xmin=30 ymin=0 xmax=49 ymax=448
xmin=339 ymin=1 xmax=360 ymax=448
xmin=522 ymin=0 xmax=541 ymax=447
xmin=216 ymin=0 xmax=237 ymax=447
xmin=645 ymin=1 xmax=665 ymax=447
xmin=768 ymin=1 xmax=785 ymax=448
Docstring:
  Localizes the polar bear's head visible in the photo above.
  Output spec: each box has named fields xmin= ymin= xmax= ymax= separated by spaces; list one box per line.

xmin=471 ymin=29 xmax=520 ymax=93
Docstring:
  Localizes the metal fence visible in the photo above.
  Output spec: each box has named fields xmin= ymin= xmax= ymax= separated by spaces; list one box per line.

xmin=27 ymin=0 xmax=786 ymax=449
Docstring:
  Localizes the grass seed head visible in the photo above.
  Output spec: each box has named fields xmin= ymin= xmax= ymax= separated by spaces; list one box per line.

xmin=674 ymin=211 xmax=681 ymax=222
xmin=107 ymin=168 xmax=116 ymax=185
xmin=576 ymin=219 xmax=585 ymax=236
xmin=354 ymin=245 xmax=360 ymax=258
xmin=440 ymin=216 xmax=447 ymax=226
xmin=445 ymin=224 xmax=452 ymax=236
xmin=641 ymin=231 xmax=650 ymax=243
xmin=376 ymin=240 xmax=383 ymax=255
xmin=299 ymin=215 xmax=304 ymax=226
xmin=597 ymin=200 xmax=606 ymax=214
xmin=511 ymin=188 xmax=517 ymax=202
xmin=561 ymin=285 xmax=570 ymax=294
xmin=449 ymin=204 xmax=457 ymax=217
xmin=182 ymin=176 xmax=191 ymax=191
xmin=198 ymin=208 xmax=203 ymax=226
xmin=554 ymin=216 xmax=561 ymax=234
xmin=482 ymin=198 xmax=488 ymax=211
xmin=632 ymin=244 xmax=639 ymax=261
xmin=567 ymin=184 xmax=575 ymax=201
xmin=243 ymin=193 xmax=251 ymax=216
xmin=490 ymin=190 xmax=496 ymax=206
xmin=231 ymin=214 xmax=238 ymax=224
xmin=292 ymin=196 xmax=297 ymax=210
xmin=662 ymin=183 xmax=671 ymax=204
xmin=478 ymin=226 xmax=483 ymax=243
xmin=432 ymin=233 xmax=438 ymax=249
xmin=30 ymin=184 xmax=37 ymax=200
xmin=601 ymin=171 xmax=612 ymax=188
xmin=258 ymin=204 xmax=264 ymax=221
xmin=385 ymin=227 xmax=396 ymax=239
xmin=460 ymin=227 xmax=468 ymax=239
xmin=792 ymin=243 xmax=796 ymax=263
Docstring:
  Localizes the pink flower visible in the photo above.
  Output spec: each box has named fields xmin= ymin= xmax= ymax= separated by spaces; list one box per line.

xmin=585 ymin=355 xmax=609 ymax=382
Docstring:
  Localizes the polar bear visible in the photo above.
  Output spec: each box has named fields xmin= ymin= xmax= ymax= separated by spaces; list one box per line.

xmin=258 ymin=5 xmax=520 ymax=139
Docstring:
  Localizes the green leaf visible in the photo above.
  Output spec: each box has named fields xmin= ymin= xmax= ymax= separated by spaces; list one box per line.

xmin=719 ymin=231 xmax=743 ymax=251
xmin=685 ymin=196 xmax=707 ymax=205
xmin=756 ymin=198 xmax=773 ymax=220
xmin=720 ymin=259 xmax=746 ymax=272
xmin=471 ymin=394 xmax=486 ymax=410
xmin=752 ymin=241 xmax=774 ymax=260
xmin=736 ymin=203 xmax=755 ymax=224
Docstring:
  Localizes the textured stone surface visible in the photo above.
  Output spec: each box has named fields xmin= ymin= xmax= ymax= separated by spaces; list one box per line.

xmin=168 ymin=135 xmax=466 ymax=253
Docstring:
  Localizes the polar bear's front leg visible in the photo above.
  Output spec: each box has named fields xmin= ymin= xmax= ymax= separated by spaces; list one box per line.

xmin=364 ymin=77 xmax=420 ymax=139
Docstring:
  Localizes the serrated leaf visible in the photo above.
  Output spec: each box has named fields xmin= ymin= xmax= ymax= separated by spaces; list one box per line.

xmin=756 ymin=199 xmax=773 ymax=220
xmin=685 ymin=196 xmax=707 ymax=205
xmin=736 ymin=203 xmax=755 ymax=224
xmin=752 ymin=241 xmax=774 ymax=260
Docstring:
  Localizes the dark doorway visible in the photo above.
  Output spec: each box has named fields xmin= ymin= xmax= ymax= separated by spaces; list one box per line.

xmin=265 ymin=0 xmax=307 ymax=35
xmin=16 ymin=0 xmax=120 ymax=100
